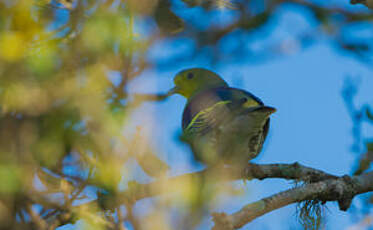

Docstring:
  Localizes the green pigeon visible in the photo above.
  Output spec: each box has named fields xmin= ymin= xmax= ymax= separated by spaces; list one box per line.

xmin=169 ymin=68 xmax=276 ymax=167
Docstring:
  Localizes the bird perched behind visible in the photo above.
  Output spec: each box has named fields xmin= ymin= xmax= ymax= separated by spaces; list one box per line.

xmin=169 ymin=68 xmax=276 ymax=167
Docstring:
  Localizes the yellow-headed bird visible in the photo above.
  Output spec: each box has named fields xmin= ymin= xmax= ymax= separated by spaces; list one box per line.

xmin=169 ymin=68 xmax=276 ymax=167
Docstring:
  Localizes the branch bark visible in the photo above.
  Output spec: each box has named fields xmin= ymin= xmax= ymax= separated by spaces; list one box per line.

xmin=114 ymin=162 xmax=338 ymax=205
xmin=212 ymin=171 xmax=373 ymax=230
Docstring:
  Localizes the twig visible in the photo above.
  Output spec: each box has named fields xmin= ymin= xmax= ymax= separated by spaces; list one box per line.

xmin=116 ymin=207 xmax=127 ymax=230
xmin=26 ymin=204 xmax=47 ymax=230
xmin=125 ymin=203 xmax=141 ymax=230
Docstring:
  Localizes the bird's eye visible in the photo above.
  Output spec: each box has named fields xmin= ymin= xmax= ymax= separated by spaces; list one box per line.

xmin=187 ymin=73 xmax=194 ymax=79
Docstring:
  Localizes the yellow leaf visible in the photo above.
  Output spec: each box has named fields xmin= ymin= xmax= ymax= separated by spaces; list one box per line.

xmin=0 ymin=32 xmax=26 ymax=61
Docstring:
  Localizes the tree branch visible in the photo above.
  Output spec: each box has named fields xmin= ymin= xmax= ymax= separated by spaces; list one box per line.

xmin=48 ymin=162 xmax=372 ymax=230
xmin=114 ymin=162 xmax=337 ymax=204
xmin=243 ymin=162 xmax=338 ymax=182
xmin=212 ymin=171 xmax=373 ymax=230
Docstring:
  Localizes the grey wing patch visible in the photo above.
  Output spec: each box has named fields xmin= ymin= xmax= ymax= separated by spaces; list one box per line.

xmin=248 ymin=127 xmax=267 ymax=159
xmin=184 ymin=101 xmax=232 ymax=136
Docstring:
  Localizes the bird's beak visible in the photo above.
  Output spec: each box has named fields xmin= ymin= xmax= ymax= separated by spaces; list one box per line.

xmin=249 ymin=106 xmax=277 ymax=115
xmin=167 ymin=86 xmax=180 ymax=96
xmin=261 ymin=106 xmax=277 ymax=115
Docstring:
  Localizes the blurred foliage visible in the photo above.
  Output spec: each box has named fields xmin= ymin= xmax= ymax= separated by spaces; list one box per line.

xmin=0 ymin=0 xmax=371 ymax=229
xmin=342 ymin=78 xmax=373 ymax=222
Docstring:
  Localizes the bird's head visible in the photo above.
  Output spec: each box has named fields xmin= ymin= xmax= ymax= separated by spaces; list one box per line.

xmin=168 ymin=68 xmax=228 ymax=99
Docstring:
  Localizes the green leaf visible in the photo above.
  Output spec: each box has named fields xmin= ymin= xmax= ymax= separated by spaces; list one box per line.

xmin=154 ymin=0 xmax=184 ymax=34
xmin=366 ymin=107 xmax=373 ymax=121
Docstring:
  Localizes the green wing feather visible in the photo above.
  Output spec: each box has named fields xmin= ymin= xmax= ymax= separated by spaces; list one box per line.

xmin=184 ymin=100 xmax=231 ymax=135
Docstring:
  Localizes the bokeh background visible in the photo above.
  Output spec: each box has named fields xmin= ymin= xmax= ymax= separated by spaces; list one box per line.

xmin=0 ymin=0 xmax=372 ymax=229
